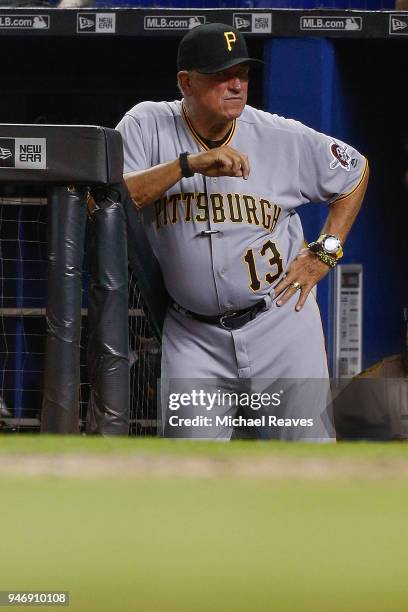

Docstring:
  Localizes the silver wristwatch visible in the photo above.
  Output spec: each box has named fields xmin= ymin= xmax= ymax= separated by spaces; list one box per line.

xmin=308 ymin=234 xmax=343 ymax=259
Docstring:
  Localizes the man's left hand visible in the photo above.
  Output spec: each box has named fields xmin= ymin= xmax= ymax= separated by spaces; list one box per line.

xmin=273 ymin=249 xmax=331 ymax=311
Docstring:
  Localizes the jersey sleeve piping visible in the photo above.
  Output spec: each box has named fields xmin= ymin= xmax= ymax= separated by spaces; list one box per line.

xmin=330 ymin=157 xmax=368 ymax=204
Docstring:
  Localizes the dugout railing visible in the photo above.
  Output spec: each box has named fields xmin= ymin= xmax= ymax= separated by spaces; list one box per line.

xmin=0 ymin=123 xmax=163 ymax=436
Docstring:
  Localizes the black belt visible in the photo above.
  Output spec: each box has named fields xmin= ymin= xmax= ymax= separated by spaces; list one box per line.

xmin=172 ymin=298 xmax=267 ymax=331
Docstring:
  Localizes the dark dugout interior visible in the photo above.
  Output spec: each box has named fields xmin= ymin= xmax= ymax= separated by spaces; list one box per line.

xmin=334 ymin=38 xmax=407 ymax=367
xmin=0 ymin=36 xmax=264 ymax=126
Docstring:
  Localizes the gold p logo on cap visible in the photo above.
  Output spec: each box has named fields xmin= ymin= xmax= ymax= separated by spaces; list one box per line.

xmin=224 ymin=31 xmax=237 ymax=52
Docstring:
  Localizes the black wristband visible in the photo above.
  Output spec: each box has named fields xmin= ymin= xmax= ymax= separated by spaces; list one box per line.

xmin=179 ymin=151 xmax=194 ymax=178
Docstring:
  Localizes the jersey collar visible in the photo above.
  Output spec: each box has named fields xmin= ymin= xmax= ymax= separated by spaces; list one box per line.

xmin=181 ymin=101 xmax=236 ymax=151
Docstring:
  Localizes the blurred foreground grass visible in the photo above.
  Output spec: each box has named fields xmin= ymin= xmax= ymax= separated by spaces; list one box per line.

xmin=1 ymin=433 xmax=408 ymax=459
xmin=1 ymin=436 xmax=408 ymax=611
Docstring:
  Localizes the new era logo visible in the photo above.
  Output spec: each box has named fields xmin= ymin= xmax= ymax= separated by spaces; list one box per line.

xmin=0 ymin=138 xmax=46 ymax=169
xmin=389 ymin=15 xmax=408 ymax=34
xmin=235 ymin=16 xmax=251 ymax=30
xmin=233 ymin=12 xmax=272 ymax=33
xmin=0 ymin=147 xmax=12 ymax=160
xmin=78 ymin=16 xmax=94 ymax=30
xmin=392 ymin=19 xmax=407 ymax=30
xmin=0 ymin=139 xmax=15 ymax=167
xmin=77 ymin=13 xmax=116 ymax=33
xmin=78 ymin=14 xmax=96 ymax=32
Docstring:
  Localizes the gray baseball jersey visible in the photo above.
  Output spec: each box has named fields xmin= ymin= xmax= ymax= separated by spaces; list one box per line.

xmin=116 ymin=100 xmax=367 ymax=440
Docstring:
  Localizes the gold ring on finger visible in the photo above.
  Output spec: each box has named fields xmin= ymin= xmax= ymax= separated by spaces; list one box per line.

xmin=290 ymin=281 xmax=301 ymax=290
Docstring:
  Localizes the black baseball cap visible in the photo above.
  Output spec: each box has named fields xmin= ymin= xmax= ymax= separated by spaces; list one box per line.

xmin=177 ymin=22 xmax=263 ymax=74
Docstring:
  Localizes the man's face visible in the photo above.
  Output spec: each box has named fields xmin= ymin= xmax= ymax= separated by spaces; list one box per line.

xmin=185 ymin=63 xmax=249 ymax=122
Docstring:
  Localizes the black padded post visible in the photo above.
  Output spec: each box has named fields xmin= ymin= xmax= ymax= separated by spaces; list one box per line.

xmin=86 ymin=185 xmax=130 ymax=435
xmin=0 ymin=123 xmax=125 ymax=434
xmin=41 ymin=186 xmax=87 ymax=433
xmin=122 ymin=181 xmax=170 ymax=341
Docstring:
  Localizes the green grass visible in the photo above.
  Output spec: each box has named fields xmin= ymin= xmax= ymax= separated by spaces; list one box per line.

xmin=1 ymin=433 xmax=408 ymax=460
xmin=1 ymin=436 xmax=408 ymax=611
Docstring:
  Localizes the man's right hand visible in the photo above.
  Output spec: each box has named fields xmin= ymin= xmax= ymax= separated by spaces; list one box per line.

xmin=188 ymin=146 xmax=250 ymax=180
xmin=124 ymin=145 xmax=250 ymax=210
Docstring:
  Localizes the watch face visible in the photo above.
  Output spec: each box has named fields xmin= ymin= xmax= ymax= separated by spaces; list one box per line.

xmin=323 ymin=236 xmax=341 ymax=253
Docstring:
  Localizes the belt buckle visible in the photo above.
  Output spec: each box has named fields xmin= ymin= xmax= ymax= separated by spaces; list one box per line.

xmin=219 ymin=311 xmax=238 ymax=330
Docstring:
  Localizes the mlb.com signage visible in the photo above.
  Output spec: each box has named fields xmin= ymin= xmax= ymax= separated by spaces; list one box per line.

xmin=144 ymin=15 xmax=205 ymax=30
xmin=300 ymin=16 xmax=362 ymax=31
xmin=0 ymin=14 xmax=49 ymax=29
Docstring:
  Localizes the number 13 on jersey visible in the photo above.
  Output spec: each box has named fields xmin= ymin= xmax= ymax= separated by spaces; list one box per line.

xmin=243 ymin=239 xmax=283 ymax=292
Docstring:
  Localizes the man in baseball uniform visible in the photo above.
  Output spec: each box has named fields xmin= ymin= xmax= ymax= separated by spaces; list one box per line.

xmin=116 ymin=23 xmax=369 ymax=441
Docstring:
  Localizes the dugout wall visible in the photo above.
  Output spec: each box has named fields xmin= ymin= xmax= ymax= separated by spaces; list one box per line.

xmin=264 ymin=36 xmax=408 ymax=371
xmin=0 ymin=8 xmax=407 ymax=429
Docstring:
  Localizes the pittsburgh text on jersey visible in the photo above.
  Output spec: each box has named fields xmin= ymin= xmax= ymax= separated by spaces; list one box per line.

xmin=154 ymin=192 xmax=282 ymax=231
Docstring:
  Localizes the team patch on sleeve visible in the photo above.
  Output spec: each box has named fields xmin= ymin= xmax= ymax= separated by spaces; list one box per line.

xmin=329 ymin=141 xmax=355 ymax=172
